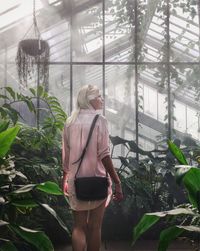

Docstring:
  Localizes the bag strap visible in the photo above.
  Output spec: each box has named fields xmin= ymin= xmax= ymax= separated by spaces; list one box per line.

xmin=73 ymin=114 xmax=100 ymax=178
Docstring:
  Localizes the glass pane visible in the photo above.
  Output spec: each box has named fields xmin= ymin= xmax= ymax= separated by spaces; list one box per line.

xmin=72 ymin=1 xmax=102 ymax=62
xmin=170 ymin=65 xmax=200 ymax=110
xmin=170 ymin=0 xmax=199 ymax=62
xmin=138 ymin=64 xmax=168 ymax=150
xmin=0 ymin=5 xmax=70 ymax=63
xmin=187 ymin=107 xmax=199 ymax=140
xmin=171 ymin=65 xmax=200 ymax=140
xmin=42 ymin=20 xmax=70 ymax=62
xmin=105 ymin=65 xmax=135 ymax=162
xmin=139 ymin=0 xmax=167 ymax=62
xmin=0 ymin=0 xmax=43 ymax=32
xmin=143 ymin=85 xmax=157 ymax=119
xmin=73 ymin=65 xmax=102 ymax=108
xmin=174 ymin=101 xmax=186 ymax=133
xmin=48 ymin=65 xmax=70 ymax=114
xmin=105 ymin=0 xmax=135 ymax=62
xmin=0 ymin=63 xmax=21 ymax=92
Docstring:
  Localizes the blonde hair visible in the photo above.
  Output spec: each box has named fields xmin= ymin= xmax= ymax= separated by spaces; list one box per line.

xmin=67 ymin=85 xmax=99 ymax=124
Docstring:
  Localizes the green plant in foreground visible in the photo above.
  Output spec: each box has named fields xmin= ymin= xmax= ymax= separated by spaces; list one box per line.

xmin=0 ymin=121 xmax=69 ymax=251
xmin=133 ymin=140 xmax=200 ymax=251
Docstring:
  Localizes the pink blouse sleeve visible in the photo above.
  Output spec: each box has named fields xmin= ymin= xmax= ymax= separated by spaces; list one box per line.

xmin=97 ymin=116 xmax=110 ymax=160
xmin=62 ymin=125 xmax=70 ymax=174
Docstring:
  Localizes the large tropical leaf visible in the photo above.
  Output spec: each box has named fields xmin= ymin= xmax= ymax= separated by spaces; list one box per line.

xmin=36 ymin=181 xmax=63 ymax=195
xmin=133 ymin=208 xmax=195 ymax=244
xmin=158 ymin=226 xmax=184 ymax=251
xmin=133 ymin=215 xmax=159 ymax=244
xmin=167 ymin=140 xmax=188 ymax=165
xmin=0 ymin=238 xmax=18 ymax=251
xmin=109 ymin=136 xmax=129 ymax=146
xmin=9 ymin=225 xmax=54 ymax=251
xmin=5 ymin=87 xmax=15 ymax=100
xmin=11 ymin=199 xmax=38 ymax=208
xmin=0 ymin=220 xmax=9 ymax=227
xmin=158 ymin=225 xmax=200 ymax=251
xmin=183 ymin=167 xmax=200 ymax=209
xmin=128 ymin=141 xmax=154 ymax=158
xmin=39 ymin=203 xmax=70 ymax=235
xmin=3 ymin=104 xmax=22 ymax=124
xmin=12 ymin=184 xmax=36 ymax=194
xmin=0 ymin=120 xmax=10 ymax=133
xmin=177 ymin=225 xmax=200 ymax=233
xmin=175 ymin=165 xmax=195 ymax=185
xmin=0 ymin=126 xmax=20 ymax=158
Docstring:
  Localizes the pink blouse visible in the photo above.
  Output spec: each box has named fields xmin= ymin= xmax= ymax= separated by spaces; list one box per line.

xmin=62 ymin=107 xmax=112 ymax=211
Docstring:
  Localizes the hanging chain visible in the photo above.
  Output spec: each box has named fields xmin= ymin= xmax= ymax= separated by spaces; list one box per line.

xmin=33 ymin=0 xmax=41 ymax=38
xmin=33 ymin=0 xmax=41 ymax=49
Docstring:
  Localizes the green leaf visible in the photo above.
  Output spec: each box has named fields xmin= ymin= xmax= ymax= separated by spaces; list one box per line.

xmin=2 ymin=104 xmax=21 ymax=124
xmin=0 ymin=107 xmax=8 ymax=117
xmin=132 ymin=208 xmax=196 ymax=245
xmin=5 ymin=87 xmax=15 ymax=100
xmin=0 ymin=94 xmax=9 ymax=100
xmin=36 ymin=181 xmax=63 ymax=195
xmin=11 ymin=199 xmax=38 ymax=208
xmin=29 ymin=88 xmax=36 ymax=96
xmin=0 ymin=239 xmax=18 ymax=251
xmin=183 ymin=168 xmax=200 ymax=209
xmin=15 ymin=171 xmax=27 ymax=180
xmin=0 ymin=120 xmax=10 ymax=133
xmin=16 ymin=93 xmax=22 ymax=100
xmin=0 ymin=220 xmax=9 ymax=227
xmin=175 ymin=165 xmax=194 ymax=185
xmin=9 ymin=225 xmax=54 ymax=251
xmin=0 ymin=126 xmax=20 ymax=158
xmin=39 ymin=203 xmax=70 ymax=235
xmin=37 ymin=86 xmax=44 ymax=97
xmin=147 ymin=208 xmax=195 ymax=217
xmin=24 ymin=99 xmax=35 ymax=113
xmin=158 ymin=226 xmax=184 ymax=251
xmin=177 ymin=225 xmax=200 ymax=233
xmin=12 ymin=184 xmax=36 ymax=194
xmin=167 ymin=140 xmax=188 ymax=165
xmin=133 ymin=215 xmax=159 ymax=244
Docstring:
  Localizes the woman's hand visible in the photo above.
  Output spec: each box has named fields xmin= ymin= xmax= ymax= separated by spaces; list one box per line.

xmin=113 ymin=183 xmax=123 ymax=202
xmin=62 ymin=172 xmax=69 ymax=196
xmin=62 ymin=179 xmax=69 ymax=196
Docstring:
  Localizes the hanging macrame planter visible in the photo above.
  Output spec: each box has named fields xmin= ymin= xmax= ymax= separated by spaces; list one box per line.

xmin=16 ymin=38 xmax=50 ymax=86
xmin=16 ymin=0 xmax=50 ymax=87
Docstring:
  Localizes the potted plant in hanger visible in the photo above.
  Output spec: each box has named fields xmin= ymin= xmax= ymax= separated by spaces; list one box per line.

xmin=16 ymin=0 xmax=50 ymax=88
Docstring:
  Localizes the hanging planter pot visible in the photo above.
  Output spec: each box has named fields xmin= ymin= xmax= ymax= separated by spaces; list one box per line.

xmin=18 ymin=39 xmax=48 ymax=56
xmin=16 ymin=38 xmax=50 ymax=86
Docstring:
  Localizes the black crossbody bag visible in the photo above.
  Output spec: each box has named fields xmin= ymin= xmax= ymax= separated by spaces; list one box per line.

xmin=73 ymin=114 xmax=109 ymax=201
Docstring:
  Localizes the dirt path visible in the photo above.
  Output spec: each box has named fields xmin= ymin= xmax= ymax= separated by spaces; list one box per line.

xmin=55 ymin=240 xmax=192 ymax=251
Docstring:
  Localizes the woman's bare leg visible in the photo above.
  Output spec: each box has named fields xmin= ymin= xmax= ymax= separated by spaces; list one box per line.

xmin=87 ymin=202 xmax=106 ymax=251
xmin=72 ymin=210 xmax=88 ymax=251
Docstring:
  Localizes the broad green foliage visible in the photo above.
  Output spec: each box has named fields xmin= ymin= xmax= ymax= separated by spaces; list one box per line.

xmin=0 ymin=86 xmax=67 ymax=128
xmin=167 ymin=140 xmax=188 ymax=165
xmin=0 ymin=239 xmax=18 ymax=251
xmin=133 ymin=140 xmax=200 ymax=251
xmin=0 ymin=126 xmax=20 ymax=158
xmin=0 ymin=88 xmax=69 ymax=250
xmin=9 ymin=225 xmax=54 ymax=251
xmin=36 ymin=181 xmax=63 ymax=195
xmin=106 ymin=135 xmax=188 ymax=239
xmin=182 ymin=168 xmax=200 ymax=210
xmin=158 ymin=226 xmax=184 ymax=251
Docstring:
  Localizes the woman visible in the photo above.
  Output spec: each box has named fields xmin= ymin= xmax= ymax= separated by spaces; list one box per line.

xmin=62 ymin=84 xmax=123 ymax=251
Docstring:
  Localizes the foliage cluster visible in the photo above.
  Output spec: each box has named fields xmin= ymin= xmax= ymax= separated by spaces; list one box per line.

xmin=0 ymin=86 xmax=70 ymax=250
xmin=133 ymin=140 xmax=200 ymax=251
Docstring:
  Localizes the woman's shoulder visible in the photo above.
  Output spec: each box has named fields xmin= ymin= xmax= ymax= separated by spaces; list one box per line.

xmin=97 ymin=114 xmax=108 ymax=127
